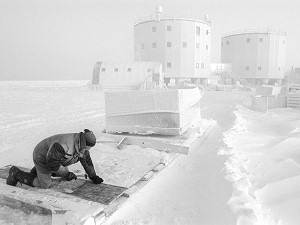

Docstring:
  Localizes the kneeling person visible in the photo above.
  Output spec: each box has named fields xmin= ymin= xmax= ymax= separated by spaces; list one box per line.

xmin=7 ymin=129 xmax=103 ymax=188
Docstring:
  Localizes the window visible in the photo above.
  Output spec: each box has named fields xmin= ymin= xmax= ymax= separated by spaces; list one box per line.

xmin=167 ymin=62 xmax=172 ymax=68
xmin=222 ymin=42 xmax=223 ymax=47
xmin=258 ymin=66 xmax=262 ymax=71
xmin=127 ymin=68 xmax=132 ymax=72
xmin=152 ymin=42 xmax=156 ymax=48
xmin=147 ymin=68 xmax=152 ymax=72
xmin=182 ymin=42 xmax=187 ymax=48
xmin=206 ymin=44 xmax=208 ymax=50
xmin=167 ymin=42 xmax=172 ymax=47
xmin=245 ymin=66 xmax=249 ymax=71
xmin=152 ymin=26 xmax=156 ymax=32
xmin=226 ymin=41 xmax=229 ymax=45
xmin=167 ymin=25 xmax=172 ymax=31
xmin=141 ymin=44 xmax=144 ymax=49
xmin=196 ymin=26 xmax=200 ymax=36
xmin=114 ymin=68 xmax=118 ymax=72
xmin=283 ymin=40 xmax=285 ymax=44
xmin=101 ymin=68 xmax=106 ymax=72
xmin=278 ymin=67 xmax=281 ymax=71
xmin=246 ymin=38 xmax=250 ymax=43
xmin=196 ymin=63 xmax=199 ymax=68
xmin=201 ymin=63 xmax=204 ymax=69
xmin=206 ymin=30 xmax=209 ymax=35
xmin=259 ymin=38 xmax=263 ymax=42
xmin=196 ymin=43 xmax=200 ymax=48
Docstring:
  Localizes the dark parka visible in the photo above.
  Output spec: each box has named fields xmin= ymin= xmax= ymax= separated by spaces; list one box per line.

xmin=33 ymin=132 xmax=96 ymax=178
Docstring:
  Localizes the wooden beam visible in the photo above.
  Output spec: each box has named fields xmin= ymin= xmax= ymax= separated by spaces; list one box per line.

xmin=98 ymin=133 xmax=190 ymax=154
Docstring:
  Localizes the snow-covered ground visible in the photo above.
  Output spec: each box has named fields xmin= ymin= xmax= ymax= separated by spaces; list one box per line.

xmin=0 ymin=80 xmax=174 ymax=188
xmin=222 ymin=105 xmax=300 ymax=225
xmin=1 ymin=81 xmax=300 ymax=225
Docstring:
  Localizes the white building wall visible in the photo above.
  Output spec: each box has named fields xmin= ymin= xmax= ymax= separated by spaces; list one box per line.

xmin=221 ymin=30 xmax=286 ymax=81
xmin=134 ymin=16 xmax=212 ymax=80
xmin=94 ymin=61 xmax=162 ymax=89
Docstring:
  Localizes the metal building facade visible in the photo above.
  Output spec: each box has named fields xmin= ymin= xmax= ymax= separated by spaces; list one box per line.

xmin=221 ymin=29 xmax=286 ymax=85
xmin=134 ymin=8 xmax=212 ymax=84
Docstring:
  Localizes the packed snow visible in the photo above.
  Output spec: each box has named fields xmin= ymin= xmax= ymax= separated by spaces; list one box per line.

xmin=0 ymin=81 xmax=300 ymax=225
xmin=222 ymin=105 xmax=300 ymax=225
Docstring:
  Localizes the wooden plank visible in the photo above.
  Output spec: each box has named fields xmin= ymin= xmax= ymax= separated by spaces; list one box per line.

xmin=122 ymin=170 xmax=158 ymax=198
xmin=98 ymin=125 xmax=206 ymax=155
xmin=99 ymin=132 xmax=190 ymax=154
xmin=105 ymin=125 xmax=183 ymax=136
xmin=71 ymin=182 xmax=127 ymax=205
xmin=122 ymin=154 xmax=179 ymax=198
xmin=121 ymin=161 xmax=163 ymax=198
xmin=102 ymin=196 xmax=128 ymax=218
xmin=141 ymin=171 xmax=154 ymax=181
xmin=122 ymin=185 xmax=140 ymax=198
xmin=152 ymin=163 xmax=165 ymax=172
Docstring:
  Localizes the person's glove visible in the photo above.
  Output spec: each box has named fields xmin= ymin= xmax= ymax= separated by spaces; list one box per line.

xmin=90 ymin=175 xmax=103 ymax=184
xmin=64 ymin=172 xmax=77 ymax=181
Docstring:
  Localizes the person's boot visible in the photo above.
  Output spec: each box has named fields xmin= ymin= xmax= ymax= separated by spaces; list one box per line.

xmin=6 ymin=166 xmax=35 ymax=187
xmin=30 ymin=166 xmax=37 ymax=177
xmin=16 ymin=170 xmax=35 ymax=187
xmin=6 ymin=166 xmax=21 ymax=186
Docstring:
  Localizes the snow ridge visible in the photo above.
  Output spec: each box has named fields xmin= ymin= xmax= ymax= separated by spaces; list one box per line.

xmin=220 ymin=105 xmax=278 ymax=225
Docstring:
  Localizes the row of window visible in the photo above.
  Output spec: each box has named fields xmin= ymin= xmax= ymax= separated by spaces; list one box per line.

xmin=223 ymin=38 xmax=285 ymax=46
xmin=101 ymin=68 xmax=152 ymax=72
xmin=140 ymin=42 xmax=209 ymax=50
xmin=245 ymin=66 xmax=282 ymax=71
xmin=151 ymin=25 xmax=209 ymax=36
xmin=166 ymin=62 xmax=205 ymax=69
xmin=100 ymin=64 xmax=205 ymax=71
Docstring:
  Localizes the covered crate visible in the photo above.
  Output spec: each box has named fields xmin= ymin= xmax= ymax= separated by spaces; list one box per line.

xmin=104 ymin=88 xmax=202 ymax=135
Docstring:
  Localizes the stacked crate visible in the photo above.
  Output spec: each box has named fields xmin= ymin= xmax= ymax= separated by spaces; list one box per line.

xmin=251 ymin=85 xmax=286 ymax=112
xmin=287 ymin=91 xmax=300 ymax=109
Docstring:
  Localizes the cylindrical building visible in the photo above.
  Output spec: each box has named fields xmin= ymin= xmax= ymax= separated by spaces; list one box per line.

xmin=221 ymin=29 xmax=286 ymax=85
xmin=134 ymin=6 xmax=212 ymax=85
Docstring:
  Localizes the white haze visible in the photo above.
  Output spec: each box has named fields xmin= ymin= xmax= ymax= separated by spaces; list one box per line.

xmin=0 ymin=0 xmax=300 ymax=81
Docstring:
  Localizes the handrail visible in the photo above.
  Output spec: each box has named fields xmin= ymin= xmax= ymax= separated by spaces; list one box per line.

xmin=135 ymin=13 xmax=211 ymax=26
xmin=222 ymin=29 xmax=286 ymax=38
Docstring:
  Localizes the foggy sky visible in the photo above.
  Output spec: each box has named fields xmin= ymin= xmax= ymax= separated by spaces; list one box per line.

xmin=0 ymin=0 xmax=299 ymax=81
